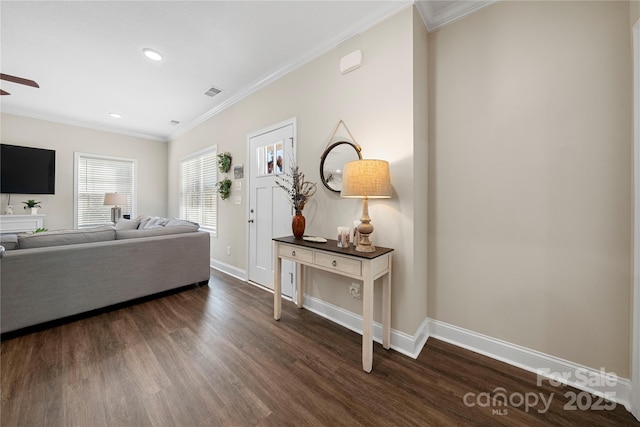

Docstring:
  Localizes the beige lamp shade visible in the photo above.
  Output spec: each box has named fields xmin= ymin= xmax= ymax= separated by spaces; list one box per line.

xmin=341 ymin=159 xmax=391 ymax=199
xmin=103 ymin=192 xmax=127 ymax=206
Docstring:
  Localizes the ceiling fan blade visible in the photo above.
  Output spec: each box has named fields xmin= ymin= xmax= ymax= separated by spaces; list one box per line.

xmin=0 ymin=89 xmax=10 ymax=95
xmin=0 ymin=73 xmax=39 ymax=88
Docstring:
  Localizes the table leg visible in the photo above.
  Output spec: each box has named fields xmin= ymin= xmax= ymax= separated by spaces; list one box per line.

xmin=296 ymin=263 xmax=304 ymax=308
xmin=382 ymin=257 xmax=391 ymax=349
xmin=274 ymin=244 xmax=282 ymax=321
xmin=362 ymin=271 xmax=373 ymax=373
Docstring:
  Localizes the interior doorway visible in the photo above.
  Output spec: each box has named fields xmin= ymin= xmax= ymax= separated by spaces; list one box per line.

xmin=247 ymin=118 xmax=297 ymax=297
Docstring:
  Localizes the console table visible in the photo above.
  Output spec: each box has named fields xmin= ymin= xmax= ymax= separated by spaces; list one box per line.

xmin=273 ymin=235 xmax=393 ymax=372
xmin=0 ymin=214 xmax=45 ymax=233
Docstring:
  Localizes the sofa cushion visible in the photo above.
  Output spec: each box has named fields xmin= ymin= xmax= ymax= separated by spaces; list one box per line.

xmin=18 ymin=226 xmax=116 ymax=249
xmin=166 ymin=218 xmax=200 ymax=228
xmin=0 ymin=234 xmax=19 ymax=251
xmin=116 ymin=225 xmax=199 ymax=240
xmin=139 ymin=216 xmax=168 ymax=229
xmin=115 ymin=218 xmax=140 ymax=230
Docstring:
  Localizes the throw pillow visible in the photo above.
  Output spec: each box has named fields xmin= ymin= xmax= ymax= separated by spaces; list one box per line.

xmin=165 ymin=218 xmax=200 ymax=228
xmin=142 ymin=216 xmax=168 ymax=229
xmin=115 ymin=218 xmax=140 ymax=230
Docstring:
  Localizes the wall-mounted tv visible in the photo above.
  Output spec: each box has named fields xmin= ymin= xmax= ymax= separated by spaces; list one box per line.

xmin=1 ymin=144 xmax=56 ymax=194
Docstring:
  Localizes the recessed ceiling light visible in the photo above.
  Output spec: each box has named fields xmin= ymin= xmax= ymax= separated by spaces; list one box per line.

xmin=142 ymin=48 xmax=163 ymax=61
xmin=109 ymin=113 xmax=122 ymax=119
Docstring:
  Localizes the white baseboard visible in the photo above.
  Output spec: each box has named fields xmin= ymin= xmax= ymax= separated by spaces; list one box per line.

xmin=212 ymin=271 xmax=635 ymax=416
xmin=210 ymin=258 xmax=247 ymax=282
xmin=302 ymin=295 xmax=429 ymax=359
xmin=299 ymin=295 xmax=632 ymax=413
xmin=428 ymin=319 xmax=632 ymax=412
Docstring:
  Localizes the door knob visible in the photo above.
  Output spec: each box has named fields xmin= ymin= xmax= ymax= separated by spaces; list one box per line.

xmin=248 ymin=219 xmax=254 ymax=223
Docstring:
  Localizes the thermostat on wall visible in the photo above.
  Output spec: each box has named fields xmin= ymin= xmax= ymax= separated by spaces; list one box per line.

xmin=340 ymin=50 xmax=362 ymax=74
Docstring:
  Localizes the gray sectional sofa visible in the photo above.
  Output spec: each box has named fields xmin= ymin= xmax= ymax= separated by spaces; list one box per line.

xmin=0 ymin=217 xmax=211 ymax=333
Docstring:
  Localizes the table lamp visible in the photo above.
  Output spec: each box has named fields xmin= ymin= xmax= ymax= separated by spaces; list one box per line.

xmin=341 ymin=159 xmax=391 ymax=252
xmin=103 ymin=192 xmax=127 ymax=223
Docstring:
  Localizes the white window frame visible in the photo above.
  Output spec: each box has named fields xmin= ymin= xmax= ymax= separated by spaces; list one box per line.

xmin=74 ymin=152 xmax=137 ymax=228
xmin=179 ymin=145 xmax=218 ymax=236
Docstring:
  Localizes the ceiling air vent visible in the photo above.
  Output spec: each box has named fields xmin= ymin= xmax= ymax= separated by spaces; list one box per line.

xmin=169 ymin=120 xmax=180 ymax=126
xmin=204 ymin=86 xmax=222 ymax=97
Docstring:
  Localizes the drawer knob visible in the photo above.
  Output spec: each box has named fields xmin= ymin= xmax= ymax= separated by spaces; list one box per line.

xmin=332 ymin=260 xmax=337 ymax=267
xmin=292 ymin=251 xmax=296 ymax=256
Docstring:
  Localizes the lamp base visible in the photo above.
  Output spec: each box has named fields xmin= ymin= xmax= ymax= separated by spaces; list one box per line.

xmin=355 ymin=238 xmax=376 ymax=253
xmin=110 ymin=206 xmax=122 ymax=223
xmin=355 ymin=197 xmax=376 ymax=252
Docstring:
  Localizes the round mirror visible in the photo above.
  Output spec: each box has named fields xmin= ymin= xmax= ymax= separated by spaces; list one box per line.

xmin=320 ymin=141 xmax=362 ymax=193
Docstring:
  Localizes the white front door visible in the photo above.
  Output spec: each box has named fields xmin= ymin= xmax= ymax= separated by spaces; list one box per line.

xmin=248 ymin=119 xmax=296 ymax=297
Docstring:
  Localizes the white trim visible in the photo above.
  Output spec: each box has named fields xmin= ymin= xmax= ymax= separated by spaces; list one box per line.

xmin=210 ymin=258 xmax=247 ymax=282
xmin=246 ymin=117 xmax=298 ymax=142
xmin=428 ymin=319 xmax=631 ymax=412
xmin=178 ymin=145 xmax=218 ymax=237
xmin=73 ymin=151 xmax=138 ymax=229
xmin=302 ymin=294 xmax=429 ymax=360
xmin=7 ymin=3 xmax=413 ymax=143
xmin=3 ymin=107 xmax=167 ymax=142
xmin=245 ymin=279 xmax=634 ymax=413
xmin=178 ymin=144 xmax=218 ymax=163
xmin=245 ymin=117 xmax=297 ymax=288
xmin=169 ymin=2 xmax=411 ymax=141
xmin=415 ymin=0 xmax=496 ymax=32
xmin=632 ymin=16 xmax=640 ymax=422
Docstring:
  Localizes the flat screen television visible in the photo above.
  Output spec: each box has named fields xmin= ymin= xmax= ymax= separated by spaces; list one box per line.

xmin=1 ymin=144 xmax=56 ymax=194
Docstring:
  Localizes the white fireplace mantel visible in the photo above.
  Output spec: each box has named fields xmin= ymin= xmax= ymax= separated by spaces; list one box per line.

xmin=0 ymin=214 xmax=46 ymax=233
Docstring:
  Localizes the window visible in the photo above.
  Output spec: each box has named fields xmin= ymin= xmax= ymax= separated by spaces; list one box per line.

xmin=179 ymin=146 xmax=217 ymax=235
xmin=74 ymin=152 xmax=136 ymax=228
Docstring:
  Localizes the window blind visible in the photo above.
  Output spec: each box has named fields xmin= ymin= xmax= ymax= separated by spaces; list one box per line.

xmin=76 ymin=153 xmax=135 ymax=228
xmin=180 ymin=146 xmax=217 ymax=235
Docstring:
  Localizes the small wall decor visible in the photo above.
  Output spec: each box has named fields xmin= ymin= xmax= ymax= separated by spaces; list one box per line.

xmin=320 ymin=120 xmax=362 ymax=193
xmin=218 ymin=152 xmax=232 ymax=173
xmin=234 ymin=165 xmax=244 ymax=179
xmin=218 ymin=178 xmax=232 ymax=200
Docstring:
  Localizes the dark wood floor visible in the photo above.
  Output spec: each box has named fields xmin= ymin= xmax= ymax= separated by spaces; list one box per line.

xmin=1 ymin=270 xmax=637 ymax=426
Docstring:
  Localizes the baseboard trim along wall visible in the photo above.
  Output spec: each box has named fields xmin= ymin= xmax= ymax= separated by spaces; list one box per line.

xmin=210 ymin=259 xmax=247 ymax=282
xmin=428 ymin=319 xmax=632 ymax=412
xmin=301 ymin=295 xmax=632 ymax=413
xmin=302 ymin=295 xmax=429 ymax=359
xmin=209 ymin=268 xmax=634 ymax=415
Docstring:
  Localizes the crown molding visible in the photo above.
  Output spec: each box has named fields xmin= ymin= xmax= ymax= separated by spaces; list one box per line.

xmin=169 ymin=1 xmax=413 ymax=141
xmin=1 ymin=107 xmax=167 ymax=142
xmin=415 ymin=0 xmax=497 ymax=32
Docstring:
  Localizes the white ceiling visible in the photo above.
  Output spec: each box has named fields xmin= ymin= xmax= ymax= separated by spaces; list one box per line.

xmin=0 ymin=1 xmax=492 ymax=142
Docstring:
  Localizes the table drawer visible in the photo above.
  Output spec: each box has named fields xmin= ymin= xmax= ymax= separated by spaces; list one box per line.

xmin=314 ymin=252 xmax=362 ymax=276
xmin=278 ymin=244 xmax=313 ymax=263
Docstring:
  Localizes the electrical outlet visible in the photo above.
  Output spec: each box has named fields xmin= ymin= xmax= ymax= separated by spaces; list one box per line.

xmin=227 ymin=246 xmax=231 ymax=256
xmin=349 ymin=283 xmax=361 ymax=299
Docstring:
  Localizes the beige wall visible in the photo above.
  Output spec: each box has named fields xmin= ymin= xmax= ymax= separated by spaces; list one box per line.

xmin=413 ymin=8 xmax=430 ymax=329
xmin=0 ymin=113 xmax=168 ymax=230
xmin=427 ymin=1 xmax=633 ymax=376
xmin=169 ymin=6 xmax=428 ymax=335
xmin=3 ymin=0 xmax=633 ymax=378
